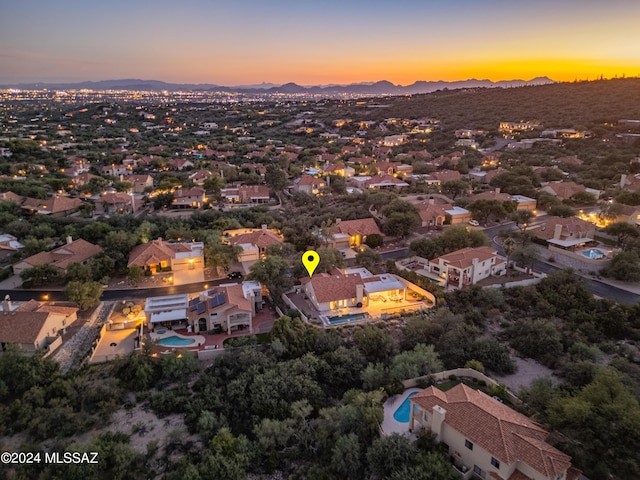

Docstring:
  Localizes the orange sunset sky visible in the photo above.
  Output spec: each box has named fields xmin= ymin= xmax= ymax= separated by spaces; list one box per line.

xmin=1 ymin=0 xmax=639 ymax=85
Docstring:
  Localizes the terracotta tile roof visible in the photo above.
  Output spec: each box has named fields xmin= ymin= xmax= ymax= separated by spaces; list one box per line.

xmin=416 ymin=203 xmax=451 ymax=223
xmin=186 ymin=285 xmax=252 ymax=323
xmin=307 ymin=273 xmax=364 ymax=303
xmin=129 ymin=174 xmax=153 ymax=184
xmin=18 ymin=239 xmax=103 ymax=271
xmin=173 ymin=187 xmax=205 ymax=198
xmin=100 ymin=192 xmax=131 ymax=204
xmin=0 ymin=311 xmax=51 ymax=344
xmin=296 ymin=175 xmax=325 ymax=187
xmin=554 ymin=155 xmax=583 ymax=166
xmin=227 ymin=230 xmax=283 ymax=249
xmin=507 ymin=471 xmax=532 ymax=480
xmin=534 ymin=216 xmax=594 ymax=241
xmin=543 ymin=181 xmax=585 ymax=199
xmin=0 ymin=191 xmax=25 ymax=203
xmin=332 ymin=218 xmax=381 ymax=237
xmin=431 ymin=246 xmax=499 ymax=270
xmin=17 ymin=300 xmax=78 ymax=317
xmin=469 ymin=191 xmax=513 ymax=202
xmin=128 ymin=239 xmax=195 ymax=268
xmin=365 ymin=174 xmax=408 ymax=188
xmin=430 ymin=170 xmax=462 ymax=183
xmin=413 ymin=384 xmax=572 ymax=478
xmin=21 ymin=196 xmax=84 ymax=214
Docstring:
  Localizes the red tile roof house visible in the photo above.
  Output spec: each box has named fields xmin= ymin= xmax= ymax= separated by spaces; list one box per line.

xmin=427 ymin=246 xmax=506 ymax=289
xmin=21 ymin=196 xmax=85 ymax=216
xmin=188 ymin=170 xmax=217 ymax=185
xmin=129 ymin=174 xmax=154 ymax=193
xmin=539 ymin=181 xmax=585 ymax=200
xmin=128 ymin=239 xmax=204 ymax=274
xmin=172 ymin=187 xmax=207 ymax=208
xmin=169 ymin=158 xmax=195 ymax=171
xmin=97 ymin=192 xmax=134 ymax=214
xmin=364 ymin=174 xmax=409 ymax=190
xmin=0 ymin=300 xmax=78 ymax=355
xmin=185 ymin=283 xmax=261 ymax=334
xmin=328 ymin=218 xmax=382 ymax=249
xmin=224 ymin=225 xmax=284 ymax=261
xmin=293 ymin=175 xmax=326 ymax=195
xmin=12 ymin=237 xmax=103 ymax=277
xmin=221 ymin=185 xmax=271 ymax=204
xmin=532 ymin=217 xmax=596 ymax=250
xmin=301 ymin=269 xmax=407 ymax=315
xmin=409 ymin=383 xmax=581 ymax=480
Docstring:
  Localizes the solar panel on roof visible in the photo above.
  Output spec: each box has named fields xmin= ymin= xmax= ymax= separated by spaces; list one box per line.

xmin=189 ymin=305 xmax=198 ymax=312
xmin=207 ymin=288 xmax=218 ymax=296
xmin=209 ymin=292 xmax=226 ymax=308
xmin=197 ymin=303 xmax=206 ymax=315
xmin=189 ymin=298 xmax=200 ymax=306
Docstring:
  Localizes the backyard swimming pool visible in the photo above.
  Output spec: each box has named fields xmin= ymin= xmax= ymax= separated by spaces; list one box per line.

xmin=157 ymin=335 xmax=196 ymax=347
xmin=328 ymin=312 xmax=369 ymax=325
xmin=393 ymin=391 xmax=418 ymax=423
xmin=581 ymin=248 xmax=606 ymax=260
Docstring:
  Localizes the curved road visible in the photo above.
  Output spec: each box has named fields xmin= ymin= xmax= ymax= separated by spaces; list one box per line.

xmin=2 ymin=235 xmax=638 ymax=305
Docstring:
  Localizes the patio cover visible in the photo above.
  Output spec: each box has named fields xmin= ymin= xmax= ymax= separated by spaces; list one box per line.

xmin=149 ymin=309 xmax=187 ymax=323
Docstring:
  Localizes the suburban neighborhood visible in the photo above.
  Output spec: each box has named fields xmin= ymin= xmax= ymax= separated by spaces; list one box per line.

xmin=1 ymin=78 xmax=639 ymax=479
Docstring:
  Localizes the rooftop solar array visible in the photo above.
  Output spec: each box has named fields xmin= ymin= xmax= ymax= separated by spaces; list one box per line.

xmin=209 ymin=292 xmax=226 ymax=309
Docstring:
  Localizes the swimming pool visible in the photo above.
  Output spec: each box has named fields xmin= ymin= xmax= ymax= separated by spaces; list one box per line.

xmin=157 ymin=335 xmax=196 ymax=347
xmin=581 ymin=248 xmax=605 ymax=259
xmin=328 ymin=312 xmax=369 ymax=325
xmin=393 ymin=391 xmax=418 ymax=423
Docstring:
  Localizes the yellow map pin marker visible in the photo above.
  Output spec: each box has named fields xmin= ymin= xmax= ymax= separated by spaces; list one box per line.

xmin=302 ymin=250 xmax=320 ymax=277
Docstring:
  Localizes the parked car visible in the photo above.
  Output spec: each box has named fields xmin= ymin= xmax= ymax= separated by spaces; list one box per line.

xmin=227 ymin=271 xmax=243 ymax=280
xmin=468 ymin=219 xmax=480 ymax=227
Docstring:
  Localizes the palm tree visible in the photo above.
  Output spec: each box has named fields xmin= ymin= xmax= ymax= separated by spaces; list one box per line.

xmin=503 ymin=237 xmax=516 ymax=273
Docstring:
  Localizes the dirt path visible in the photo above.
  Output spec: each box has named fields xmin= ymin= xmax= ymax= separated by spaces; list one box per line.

xmin=492 ymin=356 xmax=558 ymax=393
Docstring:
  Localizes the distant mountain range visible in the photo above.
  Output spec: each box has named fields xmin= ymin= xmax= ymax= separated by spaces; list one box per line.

xmin=2 ymin=77 xmax=554 ymax=95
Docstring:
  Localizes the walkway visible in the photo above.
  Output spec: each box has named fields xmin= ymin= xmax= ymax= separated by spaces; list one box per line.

xmin=52 ymin=301 xmax=114 ymax=373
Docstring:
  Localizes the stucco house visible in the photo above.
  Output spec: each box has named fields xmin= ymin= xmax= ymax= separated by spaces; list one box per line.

xmin=128 ymin=239 xmax=204 ymax=274
xmin=410 ymin=383 xmax=580 ymax=480
xmin=427 ymin=246 xmax=506 ymax=289
xmin=293 ymin=175 xmax=326 ymax=195
xmin=221 ymin=185 xmax=271 ymax=204
xmin=172 ymin=187 xmax=206 ymax=208
xmin=0 ymin=300 xmax=78 ymax=355
xmin=186 ymin=282 xmax=262 ymax=334
xmin=327 ymin=218 xmax=382 ymax=249
xmin=532 ymin=217 xmax=596 ymax=250
xmin=224 ymin=225 xmax=283 ymax=261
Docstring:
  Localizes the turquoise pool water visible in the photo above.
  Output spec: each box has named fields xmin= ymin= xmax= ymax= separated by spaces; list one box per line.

xmin=582 ymin=248 xmax=605 ymax=259
xmin=393 ymin=391 xmax=418 ymax=423
xmin=328 ymin=313 xmax=369 ymax=325
xmin=158 ymin=335 xmax=196 ymax=347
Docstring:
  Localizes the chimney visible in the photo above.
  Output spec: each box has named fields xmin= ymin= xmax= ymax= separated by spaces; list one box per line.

xmin=495 ymin=187 xmax=501 ymax=194
xmin=335 ymin=218 xmax=341 ymax=225
xmin=66 ymin=235 xmax=73 ymax=245
xmin=554 ymin=223 xmax=563 ymax=239
xmin=261 ymin=224 xmax=267 ymax=232
xmin=620 ymin=174 xmax=627 ymax=188
xmin=431 ymin=405 xmax=446 ymax=441
xmin=429 ymin=198 xmax=435 ymax=205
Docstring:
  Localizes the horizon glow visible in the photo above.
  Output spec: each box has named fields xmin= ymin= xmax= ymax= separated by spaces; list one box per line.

xmin=0 ymin=0 xmax=639 ymax=85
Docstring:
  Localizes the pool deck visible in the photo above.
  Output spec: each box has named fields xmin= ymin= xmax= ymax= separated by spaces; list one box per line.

xmin=381 ymin=388 xmax=421 ymax=436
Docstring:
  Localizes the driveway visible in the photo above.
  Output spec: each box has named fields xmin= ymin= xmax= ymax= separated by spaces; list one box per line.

xmin=172 ymin=269 xmax=204 ymax=286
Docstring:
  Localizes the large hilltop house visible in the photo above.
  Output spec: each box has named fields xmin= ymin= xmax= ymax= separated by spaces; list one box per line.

xmin=426 ymin=246 xmax=506 ymax=289
xmin=410 ymin=383 xmax=580 ymax=480
xmin=12 ymin=237 xmax=103 ymax=277
xmin=21 ymin=195 xmax=84 ymax=216
xmin=144 ymin=282 xmax=262 ymax=334
xmin=128 ymin=239 xmax=204 ymax=274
